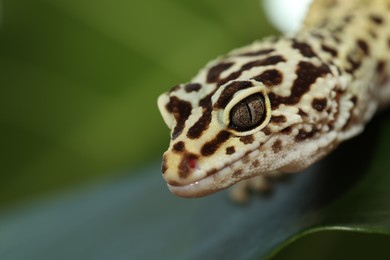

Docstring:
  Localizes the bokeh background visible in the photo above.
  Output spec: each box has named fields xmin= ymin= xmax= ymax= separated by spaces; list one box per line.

xmin=0 ymin=0 xmax=276 ymax=207
xmin=1 ymin=0 xmax=390 ymax=259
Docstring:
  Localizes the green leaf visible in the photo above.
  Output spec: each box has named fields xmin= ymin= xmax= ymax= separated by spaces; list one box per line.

xmin=1 ymin=0 xmax=390 ymax=259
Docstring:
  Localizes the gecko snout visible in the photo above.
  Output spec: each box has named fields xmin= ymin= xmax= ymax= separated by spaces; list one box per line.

xmin=161 ymin=151 xmax=200 ymax=186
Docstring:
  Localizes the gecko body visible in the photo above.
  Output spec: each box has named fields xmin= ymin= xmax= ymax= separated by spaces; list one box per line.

xmin=158 ymin=0 xmax=390 ymax=198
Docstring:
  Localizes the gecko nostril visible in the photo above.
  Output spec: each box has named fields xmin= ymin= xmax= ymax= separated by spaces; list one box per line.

xmin=187 ymin=157 xmax=197 ymax=169
xmin=178 ymin=153 xmax=199 ymax=178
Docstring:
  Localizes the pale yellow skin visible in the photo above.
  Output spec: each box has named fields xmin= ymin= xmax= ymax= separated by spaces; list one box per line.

xmin=158 ymin=0 xmax=390 ymax=201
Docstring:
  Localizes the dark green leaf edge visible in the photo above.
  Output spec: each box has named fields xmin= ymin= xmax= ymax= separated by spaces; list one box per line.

xmin=266 ymin=226 xmax=390 ymax=259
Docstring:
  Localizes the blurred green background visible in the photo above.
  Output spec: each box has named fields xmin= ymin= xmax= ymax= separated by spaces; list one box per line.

xmin=0 ymin=0 xmax=275 ymax=208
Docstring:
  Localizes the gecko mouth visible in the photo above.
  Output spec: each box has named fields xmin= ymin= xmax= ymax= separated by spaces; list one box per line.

xmin=167 ymin=145 xmax=263 ymax=198
xmin=167 ymin=165 xmax=238 ymax=197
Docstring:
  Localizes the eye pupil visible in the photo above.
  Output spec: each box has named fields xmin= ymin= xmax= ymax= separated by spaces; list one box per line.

xmin=229 ymin=93 xmax=265 ymax=131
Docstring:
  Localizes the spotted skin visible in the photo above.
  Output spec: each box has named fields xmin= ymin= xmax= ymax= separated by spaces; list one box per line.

xmin=158 ymin=0 xmax=390 ymax=198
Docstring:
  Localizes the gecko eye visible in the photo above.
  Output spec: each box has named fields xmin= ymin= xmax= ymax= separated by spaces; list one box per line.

xmin=220 ymin=82 xmax=271 ymax=136
xmin=229 ymin=93 xmax=265 ymax=131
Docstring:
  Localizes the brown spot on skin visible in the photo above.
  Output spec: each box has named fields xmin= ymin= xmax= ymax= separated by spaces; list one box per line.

xmin=292 ymin=40 xmax=317 ymax=57
xmin=173 ymin=141 xmax=185 ymax=152
xmin=311 ymin=32 xmax=324 ymax=40
xmin=333 ymin=24 xmax=345 ymax=33
xmin=206 ymin=168 xmax=218 ymax=177
xmin=377 ymin=60 xmax=386 ymax=73
xmin=226 ymin=146 xmax=236 ymax=155
xmin=252 ymin=160 xmax=260 ymax=168
xmin=272 ymin=139 xmax=282 ymax=153
xmin=357 ymin=39 xmax=369 ymax=55
xmin=166 ymin=96 xmax=192 ymax=140
xmin=199 ymin=92 xmax=213 ymax=108
xmin=169 ymin=85 xmax=180 ymax=93
xmin=270 ymin=115 xmax=287 ymax=124
xmin=298 ymin=109 xmax=308 ymax=118
xmin=162 ymin=154 xmax=168 ymax=173
xmin=233 ymin=169 xmax=243 ymax=177
xmin=295 ymin=128 xmax=318 ymax=142
xmin=268 ymin=61 xmax=331 ymax=108
xmin=331 ymin=35 xmax=341 ymax=43
xmin=214 ymin=81 xmax=253 ymax=109
xmin=241 ymin=55 xmax=286 ymax=71
xmin=376 ymin=60 xmax=388 ymax=84
xmin=351 ymin=95 xmax=358 ymax=105
xmin=281 ymin=126 xmax=292 ymax=135
xmin=242 ymin=155 xmax=250 ymax=164
xmin=217 ymin=71 xmax=242 ymax=87
xmin=239 ymin=135 xmax=254 ymax=144
xmin=207 ymin=62 xmax=234 ymax=83
xmin=344 ymin=15 xmax=353 ymax=23
xmin=346 ymin=54 xmax=361 ymax=74
xmin=312 ymin=98 xmax=328 ymax=112
xmin=335 ymin=65 xmax=342 ymax=75
xmin=178 ymin=153 xmax=199 ymax=178
xmin=185 ymin=83 xmax=201 ymax=93
xmin=262 ymin=127 xmax=272 ymax=135
xmin=237 ymin=48 xmax=274 ymax=57
xmin=252 ymin=69 xmax=283 ymax=86
xmin=369 ymin=14 xmax=383 ymax=24
xmin=368 ymin=30 xmax=377 ymax=39
xmin=201 ymin=130 xmax=231 ymax=156
xmin=321 ymin=44 xmax=338 ymax=57
xmin=217 ymin=56 xmax=286 ymax=87
xmin=187 ymin=108 xmax=212 ymax=139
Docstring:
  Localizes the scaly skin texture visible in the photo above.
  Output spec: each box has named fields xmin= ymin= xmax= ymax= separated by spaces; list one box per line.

xmin=158 ymin=0 xmax=390 ymax=198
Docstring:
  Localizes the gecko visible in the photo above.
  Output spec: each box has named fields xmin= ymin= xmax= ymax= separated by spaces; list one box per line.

xmin=157 ymin=0 xmax=390 ymax=201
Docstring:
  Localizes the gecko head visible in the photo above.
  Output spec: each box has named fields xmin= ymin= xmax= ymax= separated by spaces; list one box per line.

xmin=158 ymin=77 xmax=327 ymax=198
xmin=156 ymin=33 xmax=342 ymax=198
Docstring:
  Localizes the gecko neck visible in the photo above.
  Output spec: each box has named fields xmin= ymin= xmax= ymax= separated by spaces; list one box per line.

xmin=294 ymin=1 xmax=390 ymax=139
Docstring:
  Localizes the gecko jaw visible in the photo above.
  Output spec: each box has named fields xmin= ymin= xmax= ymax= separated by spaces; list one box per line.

xmin=166 ymin=143 xmax=266 ymax=197
xmin=167 ymin=165 xmax=237 ymax=198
